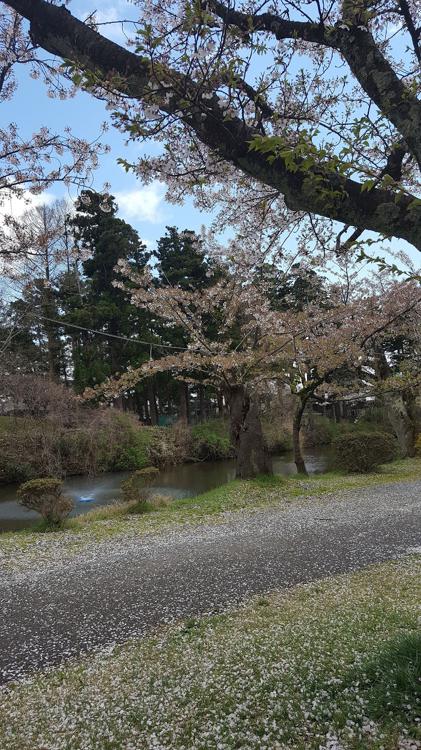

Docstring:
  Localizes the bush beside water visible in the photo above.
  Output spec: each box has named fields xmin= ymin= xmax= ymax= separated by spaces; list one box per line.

xmin=190 ymin=420 xmax=234 ymax=460
xmin=0 ymin=412 xmax=150 ymax=484
xmin=121 ymin=467 xmax=160 ymax=507
xmin=332 ymin=431 xmax=397 ymax=473
xmin=17 ymin=478 xmax=74 ymax=527
xmin=303 ymin=410 xmax=396 ymax=448
xmin=0 ymin=415 xmax=237 ymax=485
xmin=0 ymin=407 xmax=405 ymax=487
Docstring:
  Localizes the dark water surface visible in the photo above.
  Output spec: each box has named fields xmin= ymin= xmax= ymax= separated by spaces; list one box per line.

xmin=0 ymin=449 xmax=328 ymax=532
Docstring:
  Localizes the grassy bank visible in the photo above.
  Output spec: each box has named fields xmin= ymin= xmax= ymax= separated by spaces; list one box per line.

xmin=1 ymin=556 xmax=419 ymax=749
xmin=1 ymin=408 xmax=396 ymax=486
xmin=0 ymin=412 xmax=294 ymax=485
xmin=69 ymin=456 xmax=421 ymax=533
xmin=0 ymin=415 xmax=237 ymax=485
xmin=1 ymin=458 xmax=420 ymax=572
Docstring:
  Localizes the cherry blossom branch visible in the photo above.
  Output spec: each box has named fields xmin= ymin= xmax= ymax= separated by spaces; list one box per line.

xmin=2 ymin=0 xmax=421 ymax=250
xmin=207 ymin=0 xmax=421 ymax=168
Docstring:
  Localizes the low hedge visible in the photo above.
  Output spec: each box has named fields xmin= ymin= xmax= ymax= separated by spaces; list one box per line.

xmin=332 ymin=431 xmax=397 ymax=473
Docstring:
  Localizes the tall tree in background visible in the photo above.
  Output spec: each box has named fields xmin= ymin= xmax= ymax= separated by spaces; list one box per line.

xmin=66 ymin=190 xmax=151 ymax=392
xmin=153 ymin=226 xmax=219 ymax=423
xmin=0 ymin=300 xmax=42 ymax=375
xmin=3 ymin=200 xmax=73 ymax=380
xmin=155 ymin=228 xmax=214 ymax=291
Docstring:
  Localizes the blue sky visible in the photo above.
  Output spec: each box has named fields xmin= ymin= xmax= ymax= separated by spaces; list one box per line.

xmin=4 ymin=0 xmax=213 ymax=248
xmin=3 ymin=0 xmax=420 ymax=270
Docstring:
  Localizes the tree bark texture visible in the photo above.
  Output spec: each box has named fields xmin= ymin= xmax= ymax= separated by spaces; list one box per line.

xmin=383 ymin=392 xmax=416 ymax=457
xmin=228 ymin=385 xmax=273 ymax=478
xmin=292 ymin=397 xmax=308 ymax=475
xmin=147 ymin=379 xmax=159 ymax=426
xmin=178 ymin=382 xmax=189 ymax=425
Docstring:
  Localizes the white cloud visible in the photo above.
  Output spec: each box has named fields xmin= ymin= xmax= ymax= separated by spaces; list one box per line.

xmin=80 ymin=1 xmax=139 ymax=43
xmin=94 ymin=8 xmax=127 ymax=43
xmin=115 ymin=183 xmax=166 ymax=223
xmin=0 ymin=191 xmax=56 ymax=222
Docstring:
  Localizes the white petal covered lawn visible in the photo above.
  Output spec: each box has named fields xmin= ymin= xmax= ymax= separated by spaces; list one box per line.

xmin=1 ymin=556 xmax=420 ymax=750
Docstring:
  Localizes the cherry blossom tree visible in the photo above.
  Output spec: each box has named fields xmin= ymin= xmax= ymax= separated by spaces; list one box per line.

xmin=87 ymin=260 xmax=283 ymax=478
xmin=279 ymin=279 xmax=421 ymax=472
xmin=0 ymin=6 xmax=107 ymax=235
xmin=86 ymin=251 xmax=420 ymax=477
xmin=3 ymin=0 xmax=421 ymax=255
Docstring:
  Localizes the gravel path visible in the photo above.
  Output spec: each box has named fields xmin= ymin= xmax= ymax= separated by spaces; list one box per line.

xmin=1 ymin=480 xmax=420 ymax=685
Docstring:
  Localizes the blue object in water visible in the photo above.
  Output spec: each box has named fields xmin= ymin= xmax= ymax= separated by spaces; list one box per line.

xmin=79 ymin=496 xmax=94 ymax=503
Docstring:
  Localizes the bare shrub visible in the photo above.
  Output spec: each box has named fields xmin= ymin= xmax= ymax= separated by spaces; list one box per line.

xmin=0 ymin=400 xmax=149 ymax=482
xmin=17 ymin=478 xmax=74 ymax=526
xmin=121 ymin=467 xmax=160 ymax=505
xmin=2 ymin=374 xmax=80 ymax=424
xmin=148 ymin=424 xmax=193 ymax=467
xmin=148 ymin=494 xmax=172 ymax=509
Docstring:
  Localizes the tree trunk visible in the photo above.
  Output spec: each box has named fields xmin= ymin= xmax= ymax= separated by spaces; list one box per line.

xmin=41 ymin=287 xmax=61 ymax=382
xmin=147 ymin=380 xmax=159 ymax=426
xmin=228 ymin=385 xmax=272 ymax=479
xmin=217 ymin=390 xmax=224 ymax=416
xmin=198 ymin=384 xmax=206 ymax=422
xmin=375 ymin=352 xmax=416 ymax=458
xmin=292 ymin=397 xmax=308 ymax=475
xmin=113 ymin=394 xmax=124 ymax=410
xmin=178 ymin=382 xmax=189 ymax=425
xmin=135 ymin=391 xmax=147 ymax=422
xmin=384 ymin=392 xmax=416 ymax=457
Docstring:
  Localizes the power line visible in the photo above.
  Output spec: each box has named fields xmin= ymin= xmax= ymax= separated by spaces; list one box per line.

xmin=0 ymin=279 xmax=196 ymax=353
xmin=32 ymin=312 xmax=194 ymax=352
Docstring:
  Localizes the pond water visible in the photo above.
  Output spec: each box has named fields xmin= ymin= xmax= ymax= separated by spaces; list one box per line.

xmin=0 ymin=449 xmax=329 ymax=532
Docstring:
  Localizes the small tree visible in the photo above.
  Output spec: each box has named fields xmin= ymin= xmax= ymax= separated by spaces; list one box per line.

xmin=17 ymin=478 xmax=74 ymax=527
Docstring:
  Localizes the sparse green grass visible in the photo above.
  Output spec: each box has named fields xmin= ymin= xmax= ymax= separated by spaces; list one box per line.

xmin=1 ymin=557 xmax=419 ymax=749
xmin=1 ymin=458 xmax=420 ymax=565
xmin=360 ymin=632 xmax=421 ymax=726
xmin=53 ymin=456 xmax=421 ymax=518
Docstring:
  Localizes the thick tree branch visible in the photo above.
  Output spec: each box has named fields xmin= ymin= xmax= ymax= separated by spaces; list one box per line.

xmin=4 ymin=0 xmax=421 ymax=249
xmin=398 ymin=0 xmax=421 ymax=64
xmin=335 ymin=139 xmax=408 ymax=254
xmin=382 ymin=139 xmax=408 ymax=182
xmin=208 ymin=0 xmax=421 ymax=170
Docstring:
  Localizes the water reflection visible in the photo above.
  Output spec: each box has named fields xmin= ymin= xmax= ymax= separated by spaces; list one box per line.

xmin=0 ymin=449 xmax=328 ymax=532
